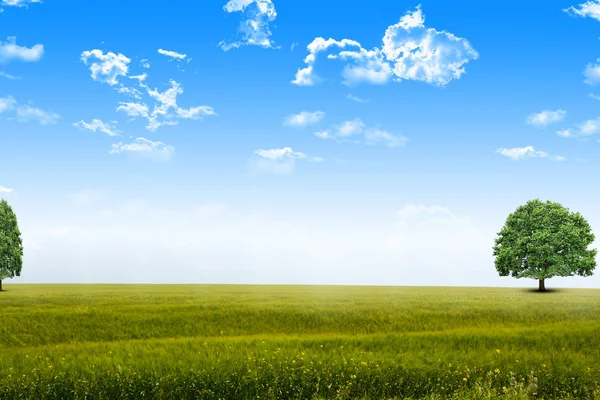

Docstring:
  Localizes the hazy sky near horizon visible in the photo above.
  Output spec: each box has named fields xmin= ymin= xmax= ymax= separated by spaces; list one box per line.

xmin=2 ymin=0 xmax=600 ymax=287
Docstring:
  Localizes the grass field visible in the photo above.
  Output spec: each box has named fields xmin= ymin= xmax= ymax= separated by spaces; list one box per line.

xmin=1 ymin=284 xmax=600 ymax=399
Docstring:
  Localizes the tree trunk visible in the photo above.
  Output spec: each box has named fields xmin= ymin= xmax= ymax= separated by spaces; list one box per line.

xmin=538 ymin=279 xmax=545 ymax=292
xmin=0 ymin=279 xmax=3 ymax=292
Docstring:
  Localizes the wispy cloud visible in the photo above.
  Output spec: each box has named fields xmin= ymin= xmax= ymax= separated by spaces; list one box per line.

xmin=496 ymin=146 xmax=565 ymax=161
xmin=283 ymin=110 xmax=325 ymax=127
xmin=293 ymin=6 xmax=478 ymax=87
xmin=0 ymin=96 xmax=59 ymax=124
xmin=220 ymin=0 xmax=278 ymax=51
xmin=15 ymin=104 xmax=60 ymax=124
xmin=0 ymin=71 xmax=20 ymax=79
xmin=251 ymin=147 xmax=323 ymax=175
xmin=316 ymin=118 xmax=408 ymax=148
xmin=110 ymin=137 xmax=174 ymax=162
xmin=0 ymin=37 xmax=43 ymax=63
xmin=0 ymin=0 xmax=41 ymax=11
xmin=525 ymin=109 xmax=567 ymax=127
xmin=346 ymin=94 xmax=370 ymax=103
xmin=158 ymin=48 xmax=190 ymax=62
xmin=564 ymin=1 xmax=600 ymax=21
xmin=0 ymin=186 xmax=14 ymax=194
xmin=73 ymin=119 xmax=120 ymax=137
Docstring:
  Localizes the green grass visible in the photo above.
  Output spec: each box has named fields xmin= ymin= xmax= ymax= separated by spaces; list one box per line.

xmin=1 ymin=284 xmax=600 ymax=399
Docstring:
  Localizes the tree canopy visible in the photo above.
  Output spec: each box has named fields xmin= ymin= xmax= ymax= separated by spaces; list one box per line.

xmin=493 ymin=199 xmax=597 ymax=291
xmin=0 ymin=199 xmax=23 ymax=291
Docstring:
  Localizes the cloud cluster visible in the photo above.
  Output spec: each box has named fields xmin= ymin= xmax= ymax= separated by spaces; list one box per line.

xmin=557 ymin=117 xmax=600 ymax=139
xmin=496 ymin=146 xmax=565 ymax=161
xmin=0 ymin=96 xmax=60 ymax=124
xmin=117 ymin=79 xmax=216 ymax=131
xmin=80 ymin=49 xmax=216 ymax=133
xmin=316 ymin=118 xmax=408 ymax=148
xmin=220 ymin=0 xmax=277 ymax=51
xmin=293 ymin=6 xmax=478 ymax=87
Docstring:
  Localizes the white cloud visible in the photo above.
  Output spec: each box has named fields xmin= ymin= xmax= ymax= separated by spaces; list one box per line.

xmin=588 ymin=93 xmax=600 ymax=101
xmin=0 ymin=97 xmax=59 ymax=124
xmin=140 ymin=59 xmax=150 ymax=69
xmin=0 ymin=96 xmax=16 ymax=113
xmin=251 ymin=147 xmax=323 ymax=175
xmin=346 ymin=94 xmax=370 ymax=103
xmin=158 ymin=48 xmax=190 ymax=62
xmin=293 ymin=6 xmax=477 ymax=87
xmin=316 ymin=118 xmax=407 ymax=148
xmin=564 ymin=0 xmax=600 ymax=21
xmin=220 ymin=0 xmax=277 ymax=51
xmin=0 ymin=186 xmax=14 ymax=194
xmin=556 ymin=129 xmax=573 ymax=138
xmin=116 ymin=102 xmax=149 ymax=118
xmin=557 ymin=117 xmax=600 ymax=139
xmin=116 ymin=86 xmax=143 ymax=100
xmin=73 ymin=119 xmax=119 ymax=137
xmin=525 ymin=109 xmax=567 ymax=127
xmin=81 ymin=49 xmax=130 ymax=86
xmin=129 ymin=73 xmax=147 ymax=82
xmin=496 ymin=146 xmax=564 ymax=161
xmin=283 ymin=110 xmax=325 ymax=127
xmin=364 ymin=128 xmax=409 ymax=148
xmin=0 ymin=0 xmax=41 ymax=9
xmin=584 ymin=59 xmax=600 ymax=85
xmin=335 ymin=118 xmax=365 ymax=137
xmin=381 ymin=6 xmax=478 ymax=86
xmin=255 ymin=147 xmax=308 ymax=160
xmin=15 ymin=104 xmax=60 ymax=124
xmin=117 ymin=80 xmax=216 ymax=131
xmin=0 ymin=71 xmax=20 ymax=79
xmin=110 ymin=137 xmax=174 ymax=162
xmin=0 ymin=37 xmax=43 ymax=64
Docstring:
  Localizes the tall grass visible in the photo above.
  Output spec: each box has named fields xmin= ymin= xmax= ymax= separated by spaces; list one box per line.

xmin=1 ymin=284 xmax=599 ymax=399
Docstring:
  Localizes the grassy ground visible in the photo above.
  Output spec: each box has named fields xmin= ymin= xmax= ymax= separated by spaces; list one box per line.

xmin=1 ymin=284 xmax=599 ymax=399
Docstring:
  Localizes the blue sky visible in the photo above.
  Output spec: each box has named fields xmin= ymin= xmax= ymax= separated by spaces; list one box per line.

xmin=2 ymin=0 xmax=600 ymax=287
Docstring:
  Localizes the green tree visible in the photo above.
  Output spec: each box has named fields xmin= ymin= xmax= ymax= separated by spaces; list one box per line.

xmin=493 ymin=199 xmax=597 ymax=292
xmin=0 ymin=199 xmax=23 ymax=291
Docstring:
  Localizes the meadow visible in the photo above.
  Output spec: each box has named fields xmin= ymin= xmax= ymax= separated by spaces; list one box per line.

xmin=0 ymin=284 xmax=599 ymax=399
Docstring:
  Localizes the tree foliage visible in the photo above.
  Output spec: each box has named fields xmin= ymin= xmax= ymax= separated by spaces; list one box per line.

xmin=0 ymin=199 xmax=23 ymax=282
xmin=493 ymin=199 xmax=597 ymax=283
